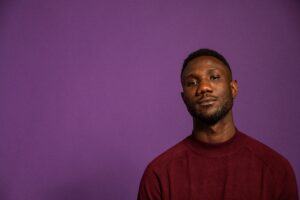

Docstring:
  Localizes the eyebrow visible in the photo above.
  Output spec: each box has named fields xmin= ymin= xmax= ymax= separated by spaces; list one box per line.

xmin=183 ymin=67 xmax=220 ymax=79
xmin=184 ymin=74 xmax=197 ymax=79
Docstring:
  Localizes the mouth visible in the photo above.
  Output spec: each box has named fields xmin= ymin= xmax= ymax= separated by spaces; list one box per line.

xmin=196 ymin=97 xmax=217 ymax=106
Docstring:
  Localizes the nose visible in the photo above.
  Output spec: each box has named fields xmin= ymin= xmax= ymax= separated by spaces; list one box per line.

xmin=196 ymin=80 xmax=212 ymax=95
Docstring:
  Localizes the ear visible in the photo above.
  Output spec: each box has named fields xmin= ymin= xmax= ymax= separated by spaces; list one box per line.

xmin=230 ymin=80 xmax=238 ymax=98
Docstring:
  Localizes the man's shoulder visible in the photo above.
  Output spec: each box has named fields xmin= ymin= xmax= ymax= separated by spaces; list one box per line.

xmin=241 ymin=131 xmax=292 ymax=170
xmin=146 ymin=136 xmax=191 ymax=171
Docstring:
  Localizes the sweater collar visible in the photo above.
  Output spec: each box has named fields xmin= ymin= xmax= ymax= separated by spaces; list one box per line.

xmin=186 ymin=129 xmax=246 ymax=157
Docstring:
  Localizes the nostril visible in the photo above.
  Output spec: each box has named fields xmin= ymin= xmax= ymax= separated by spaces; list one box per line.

xmin=196 ymin=82 xmax=212 ymax=95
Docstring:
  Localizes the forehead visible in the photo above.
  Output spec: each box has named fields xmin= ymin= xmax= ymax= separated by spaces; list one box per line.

xmin=182 ymin=56 xmax=230 ymax=78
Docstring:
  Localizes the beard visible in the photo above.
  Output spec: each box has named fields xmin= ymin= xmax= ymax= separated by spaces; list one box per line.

xmin=186 ymin=96 xmax=233 ymax=125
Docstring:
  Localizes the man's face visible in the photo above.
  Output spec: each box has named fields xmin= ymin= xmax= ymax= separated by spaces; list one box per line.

xmin=181 ymin=56 xmax=238 ymax=125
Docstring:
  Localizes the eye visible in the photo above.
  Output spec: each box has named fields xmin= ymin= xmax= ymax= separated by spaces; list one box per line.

xmin=210 ymin=74 xmax=220 ymax=80
xmin=186 ymin=79 xmax=199 ymax=87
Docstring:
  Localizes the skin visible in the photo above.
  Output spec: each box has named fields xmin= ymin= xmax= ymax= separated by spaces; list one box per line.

xmin=181 ymin=56 xmax=238 ymax=144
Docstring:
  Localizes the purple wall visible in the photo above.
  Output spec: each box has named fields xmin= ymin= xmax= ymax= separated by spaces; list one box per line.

xmin=1 ymin=0 xmax=299 ymax=199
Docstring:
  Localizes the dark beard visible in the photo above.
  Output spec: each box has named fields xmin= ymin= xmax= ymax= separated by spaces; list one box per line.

xmin=188 ymin=97 xmax=233 ymax=125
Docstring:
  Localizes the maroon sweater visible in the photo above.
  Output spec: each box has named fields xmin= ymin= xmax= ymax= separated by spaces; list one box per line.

xmin=138 ymin=131 xmax=298 ymax=200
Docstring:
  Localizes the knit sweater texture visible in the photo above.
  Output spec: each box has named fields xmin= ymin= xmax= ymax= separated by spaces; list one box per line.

xmin=138 ymin=130 xmax=298 ymax=200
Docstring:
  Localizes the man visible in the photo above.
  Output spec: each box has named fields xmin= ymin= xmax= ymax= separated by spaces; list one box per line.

xmin=138 ymin=48 xmax=298 ymax=200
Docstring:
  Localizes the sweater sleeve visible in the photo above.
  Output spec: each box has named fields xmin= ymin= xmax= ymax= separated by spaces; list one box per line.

xmin=137 ymin=165 xmax=162 ymax=200
xmin=279 ymin=161 xmax=299 ymax=200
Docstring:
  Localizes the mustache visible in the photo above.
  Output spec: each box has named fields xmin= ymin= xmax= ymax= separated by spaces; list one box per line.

xmin=197 ymin=94 xmax=218 ymax=101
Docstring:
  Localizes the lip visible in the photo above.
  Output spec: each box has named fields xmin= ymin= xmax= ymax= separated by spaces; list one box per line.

xmin=196 ymin=97 xmax=217 ymax=106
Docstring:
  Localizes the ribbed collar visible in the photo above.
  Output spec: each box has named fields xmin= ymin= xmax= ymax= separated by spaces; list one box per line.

xmin=185 ymin=129 xmax=246 ymax=158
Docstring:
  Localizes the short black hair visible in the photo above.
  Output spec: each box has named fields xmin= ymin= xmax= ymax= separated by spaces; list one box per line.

xmin=181 ymin=48 xmax=232 ymax=80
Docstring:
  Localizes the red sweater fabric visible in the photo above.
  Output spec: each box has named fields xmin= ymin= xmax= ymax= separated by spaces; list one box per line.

xmin=138 ymin=130 xmax=298 ymax=200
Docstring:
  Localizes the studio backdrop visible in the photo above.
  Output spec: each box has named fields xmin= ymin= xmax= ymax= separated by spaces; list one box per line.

xmin=0 ymin=0 xmax=299 ymax=199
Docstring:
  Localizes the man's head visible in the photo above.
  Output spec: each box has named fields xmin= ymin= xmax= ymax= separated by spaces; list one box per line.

xmin=181 ymin=48 xmax=238 ymax=125
xmin=181 ymin=48 xmax=232 ymax=82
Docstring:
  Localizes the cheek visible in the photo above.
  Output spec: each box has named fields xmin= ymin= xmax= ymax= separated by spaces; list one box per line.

xmin=217 ymin=87 xmax=232 ymax=99
xmin=182 ymin=89 xmax=194 ymax=98
xmin=225 ymin=88 xmax=234 ymax=99
xmin=182 ymin=92 xmax=195 ymax=105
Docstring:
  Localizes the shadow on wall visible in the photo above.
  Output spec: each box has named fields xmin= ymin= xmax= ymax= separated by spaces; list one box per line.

xmin=0 ymin=180 xmax=8 ymax=200
xmin=0 ymin=0 xmax=11 ymax=27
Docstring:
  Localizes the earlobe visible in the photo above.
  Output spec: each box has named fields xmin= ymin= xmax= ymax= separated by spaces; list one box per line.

xmin=230 ymin=80 xmax=238 ymax=98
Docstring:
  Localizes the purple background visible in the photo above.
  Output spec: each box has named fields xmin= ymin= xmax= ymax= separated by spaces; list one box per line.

xmin=1 ymin=0 xmax=299 ymax=199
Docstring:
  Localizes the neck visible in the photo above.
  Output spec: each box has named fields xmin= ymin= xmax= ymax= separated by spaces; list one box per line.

xmin=192 ymin=112 xmax=236 ymax=144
